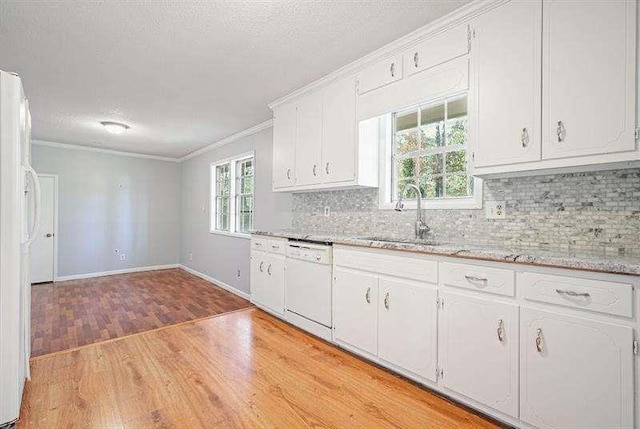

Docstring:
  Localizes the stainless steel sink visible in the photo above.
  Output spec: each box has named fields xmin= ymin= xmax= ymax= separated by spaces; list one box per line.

xmin=357 ymin=236 xmax=445 ymax=246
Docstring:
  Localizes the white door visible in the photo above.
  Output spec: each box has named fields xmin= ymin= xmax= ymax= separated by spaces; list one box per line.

xmin=333 ymin=268 xmax=378 ymax=355
xmin=322 ymin=77 xmax=357 ymax=184
xmin=439 ymin=292 xmax=519 ymax=418
xmin=29 ymin=175 xmax=55 ymax=283
xmin=264 ymin=254 xmax=285 ymax=316
xmin=520 ymin=307 xmax=634 ymax=429
xmin=295 ymin=91 xmax=323 ymax=186
xmin=542 ymin=0 xmax=637 ymax=160
xmin=378 ymin=277 xmax=438 ymax=381
xmin=250 ymin=250 xmax=267 ymax=307
xmin=272 ymin=101 xmax=297 ymax=189
xmin=471 ymin=0 xmax=542 ymax=168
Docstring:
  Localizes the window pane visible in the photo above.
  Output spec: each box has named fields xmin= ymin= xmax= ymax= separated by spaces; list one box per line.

xmin=420 ymin=103 xmax=445 ymax=149
xmin=445 ymin=150 xmax=467 ymax=173
xmin=446 ymin=174 xmax=469 ymax=197
xmin=216 ymin=197 xmax=230 ymax=231
xmin=394 ymin=109 xmax=420 ymax=155
xmin=446 ymin=97 xmax=467 ymax=146
xmin=418 ymin=153 xmax=443 ymax=176
xmin=234 ymin=157 xmax=254 ymax=234
xmin=420 ymin=175 xmax=443 ymax=199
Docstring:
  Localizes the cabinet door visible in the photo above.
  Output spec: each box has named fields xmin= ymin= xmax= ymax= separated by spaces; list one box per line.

xmin=333 ymin=268 xmax=378 ymax=356
xmin=272 ymin=101 xmax=296 ymax=189
xmin=520 ymin=307 xmax=633 ymax=429
xmin=471 ymin=0 xmax=542 ymax=168
xmin=439 ymin=292 xmax=519 ymax=418
xmin=322 ymin=77 xmax=357 ymax=184
xmin=264 ymin=254 xmax=285 ymax=315
xmin=295 ymin=91 xmax=323 ymax=186
xmin=378 ymin=277 xmax=438 ymax=381
xmin=250 ymin=250 xmax=267 ymax=306
xmin=542 ymin=0 xmax=636 ymax=159
xmin=403 ymin=23 xmax=468 ymax=77
xmin=356 ymin=54 xmax=403 ymax=95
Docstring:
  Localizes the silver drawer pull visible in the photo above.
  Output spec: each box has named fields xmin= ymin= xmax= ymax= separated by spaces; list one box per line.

xmin=556 ymin=120 xmax=565 ymax=142
xmin=465 ymin=275 xmax=488 ymax=282
xmin=312 ymin=164 xmax=318 ymax=176
xmin=384 ymin=292 xmax=390 ymax=310
xmin=555 ymin=289 xmax=590 ymax=298
xmin=286 ymin=168 xmax=291 ymax=180
xmin=413 ymin=52 xmax=419 ymax=68
xmin=271 ymin=245 xmax=279 ymax=250
xmin=390 ymin=62 xmax=395 ymax=77
xmin=365 ymin=287 xmax=371 ymax=304
xmin=497 ymin=319 xmax=505 ymax=342
xmin=535 ymin=328 xmax=544 ymax=353
xmin=521 ymin=127 xmax=529 ymax=148
xmin=267 ymin=264 xmax=272 ymax=276
xmin=325 ymin=162 xmax=330 ymax=175
xmin=259 ymin=261 xmax=264 ymax=272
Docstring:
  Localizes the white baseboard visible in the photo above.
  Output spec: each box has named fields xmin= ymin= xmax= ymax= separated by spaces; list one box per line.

xmin=178 ymin=264 xmax=251 ymax=300
xmin=54 ymin=264 xmax=179 ymax=282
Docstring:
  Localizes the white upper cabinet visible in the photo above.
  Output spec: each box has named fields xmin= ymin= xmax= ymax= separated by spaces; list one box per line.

xmin=470 ymin=0 xmax=542 ymax=168
xmin=294 ymin=91 xmax=323 ymax=187
xmin=542 ymin=0 xmax=637 ymax=160
xmin=402 ymin=23 xmax=469 ymax=77
xmin=520 ymin=307 xmax=634 ymax=429
xmin=272 ymin=101 xmax=296 ymax=189
xmin=322 ymin=77 xmax=357 ymax=184
xmin=356 ymin=54 xmax=403 ymax=95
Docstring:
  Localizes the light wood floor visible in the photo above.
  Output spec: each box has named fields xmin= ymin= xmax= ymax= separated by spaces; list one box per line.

xmin=19 ymin=308 xmax=500 ymax=429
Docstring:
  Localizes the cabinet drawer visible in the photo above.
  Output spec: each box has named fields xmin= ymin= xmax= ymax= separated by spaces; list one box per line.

xmin=519 ymin=272 xmax=633 ymax=318
xmin=441 ymin=262 xmax=515 ymax=297
xmin=251 ymin=237 xmax=268 ymax=251
xmin=334 ymin=248 xmax=437 ymax=284
xmin=403 ymin=23 xmax=468 ymax=77
xmin=267 ymin=238 xmax=287 ymax=255
xmin=356 ymin=54 xmax=403 ymax=95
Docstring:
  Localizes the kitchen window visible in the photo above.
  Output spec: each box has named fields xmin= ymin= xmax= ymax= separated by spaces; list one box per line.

xmin=210 ymin=152 xmax=254 ymax=237
xmin=380 ymin=94 xmax=482 ymax=209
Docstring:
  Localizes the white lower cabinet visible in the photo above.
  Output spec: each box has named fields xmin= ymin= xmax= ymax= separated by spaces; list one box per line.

xmin=250 ymin=248 xmax=285 ymax=316
xmin=439 ymin=292 xmax=519 ymax=418
xmin=520 ymin=307 xmax=634 ymax=429
xmin=333 ymin=268 xmax=379 ymax=356
xmin=250 ymin=249 xmax=267 ymax=307
xmin=378 ymin=277 xmax=438 ymax=381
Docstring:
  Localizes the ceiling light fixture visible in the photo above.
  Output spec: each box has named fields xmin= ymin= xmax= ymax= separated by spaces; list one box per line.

xmin=100 ymin=121 xmax=130 ymax=135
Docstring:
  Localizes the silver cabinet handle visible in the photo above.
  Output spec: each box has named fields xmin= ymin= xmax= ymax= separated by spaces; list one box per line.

xmin=312 ymin=164 xmax=317 ymax=176
xmin=465 ymin=275 xmax=488 ymax=282
xmin=556 ymin=289 xmax=590 ymax=298
xmin=497 ymin=319 xmax=505 ymax=342
xmin=271 ymin=244 xmax=279 ymax=250
xmin=384 ymin=292 xmax=390 ymax=310
xmin=325 ymin=162 xmax=330 ymax=175
xmin=521 ymin=128 xmax=529 ymax=148
xmin=390 ymin=62 xmax=395 ymax=77
xmin=267 ymin=264 xmax=272 ymax=276
xmin=556 ymin=120 xmax=565 ymax=142
xmin=286 ymin=168 xmax=291 ymax=180
xmin=535 ymin=328 xmax=544 ymax=352
xmin=259 ymin=261 xmax=264 ymax=272
xmin=413 ymin=52 xmax=419 ymax=68
xmin=46 ymin=233 xmax=53 ymax=238
xmin=365 ymin=287 xmax=371 ymax=304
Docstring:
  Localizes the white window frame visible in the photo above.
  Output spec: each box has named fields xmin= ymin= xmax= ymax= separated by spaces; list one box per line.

xmin=378 ymin=92 xmax=482 ymax=210
xmin=210 ymin=151 xmax=255 ymax=239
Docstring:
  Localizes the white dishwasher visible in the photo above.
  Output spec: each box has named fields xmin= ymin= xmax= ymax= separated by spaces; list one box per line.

xmin=286 ymin=241 xmax=333 ymax=341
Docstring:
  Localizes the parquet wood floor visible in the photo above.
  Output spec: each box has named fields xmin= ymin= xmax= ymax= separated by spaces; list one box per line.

xmin=19 ymin=308 xmax=500 ymax=429
xmin=31 ymin=268 xmax=252 ymax=357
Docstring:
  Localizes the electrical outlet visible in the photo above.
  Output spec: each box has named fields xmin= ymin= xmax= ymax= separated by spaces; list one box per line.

xmin=486 ymin=201 xmax=507 ymax=219
xmin=189 ymin=253 xmax=193 ymax=261
xmin=324 ymin=206 xmax=330 ymax=217
xmin=120 ymin=254 xmax=126 ymax=261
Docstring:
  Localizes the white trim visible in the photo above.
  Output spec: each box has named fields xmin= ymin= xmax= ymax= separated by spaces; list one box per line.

xmin=54 ymin=264 xmax=179 ymax=282
xmin=32 ymin=140 xmax=180 ymax=163
xmin=178 ymin=264 xmax=251 ymax=300
xmin=268 ymin=0 xmax=506 ymax=109
xmin=35 ymin=174 xmax=59 ymax=282
xmin=180 ymin=120 xmax=272 ymax=161
xmin=208 ymin=230 xmax=251 ymax=240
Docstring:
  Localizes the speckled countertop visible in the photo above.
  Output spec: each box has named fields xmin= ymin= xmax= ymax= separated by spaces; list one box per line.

xmin=252 ymin=230 xmax=640 ymax=277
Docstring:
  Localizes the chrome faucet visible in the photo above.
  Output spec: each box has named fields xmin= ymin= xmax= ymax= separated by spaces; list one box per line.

xmin=395 ymin=183 xmax=430 ymax=239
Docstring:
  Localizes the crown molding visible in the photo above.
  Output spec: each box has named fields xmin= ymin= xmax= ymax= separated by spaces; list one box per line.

xmin=267 ymin=0 xmax=504 ymax=110
xmin=32 ymin=140 xmax=181 ymax=162
xmin=180 ymin=119 xmax=273 ymax=162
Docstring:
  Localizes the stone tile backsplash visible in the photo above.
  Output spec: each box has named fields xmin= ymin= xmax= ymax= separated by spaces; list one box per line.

xmin=292 ymin=168 xmax=640 ymax=255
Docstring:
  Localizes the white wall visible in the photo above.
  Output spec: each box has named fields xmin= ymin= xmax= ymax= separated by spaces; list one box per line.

xmin=32 ymin=143 xmax=181 ymax=278
xmin=180 ymin=127 xmax=291 ymax=294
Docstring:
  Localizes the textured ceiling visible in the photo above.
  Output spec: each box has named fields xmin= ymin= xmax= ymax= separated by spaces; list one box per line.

xmin=0 ymin=0 xmax=470 ymax=158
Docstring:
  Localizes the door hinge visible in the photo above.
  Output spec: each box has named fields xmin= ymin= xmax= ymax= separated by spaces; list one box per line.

xmin=634 ymin=340 xmax=638 ymax=355
xmin=437 ymin=367 xmax=444 ymax=379
xmin=635 ymin=128 xmax=640 ymax=141
xmin=436 ymin=298 xmax=444 ymax=309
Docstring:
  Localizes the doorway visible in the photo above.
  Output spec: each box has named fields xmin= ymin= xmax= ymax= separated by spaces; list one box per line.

xmin=30 ymin=174 xmax=57 ymax=283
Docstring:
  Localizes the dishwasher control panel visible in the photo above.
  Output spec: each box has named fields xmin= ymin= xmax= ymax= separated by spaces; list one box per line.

xmin=287 ymin=241 xmax=332 ymax=265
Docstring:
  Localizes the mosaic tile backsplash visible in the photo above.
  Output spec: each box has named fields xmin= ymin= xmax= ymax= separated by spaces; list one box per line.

xmin=292 ymin=168 xmax=640 ymax=255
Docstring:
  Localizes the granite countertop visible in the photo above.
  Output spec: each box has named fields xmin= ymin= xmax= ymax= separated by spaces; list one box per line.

xmin=252 ymin=230 xmax=640 ymax=277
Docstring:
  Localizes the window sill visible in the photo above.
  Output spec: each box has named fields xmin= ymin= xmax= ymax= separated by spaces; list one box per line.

xmin=208 ymin=229 xmax=251 ymax=240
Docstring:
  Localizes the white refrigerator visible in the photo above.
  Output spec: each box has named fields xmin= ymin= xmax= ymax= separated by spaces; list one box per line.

xmin=0 ymin=70 xmax=41 ymax=426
